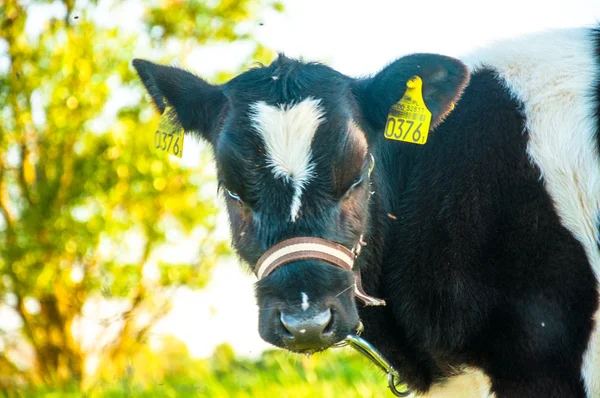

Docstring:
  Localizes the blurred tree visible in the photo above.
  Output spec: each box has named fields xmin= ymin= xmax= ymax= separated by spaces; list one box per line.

xmin=0 ymin=0 xmax=278 ymax=391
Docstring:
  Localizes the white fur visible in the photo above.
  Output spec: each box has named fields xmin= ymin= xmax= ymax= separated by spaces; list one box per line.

xmin=301 ymin=292 xmax=310 ymax=311
xmin=249 ymin=98 xmax=326 ymax=222
xmin=417 ymin=368 xmax=493 ymax=398
xmin=465 ymin=27 xmax=600 ymax=397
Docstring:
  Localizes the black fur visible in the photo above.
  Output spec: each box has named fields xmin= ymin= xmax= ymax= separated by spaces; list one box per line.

xmin=134 ymin=44 xmax=599 ymax=397
xmin=355 ymin=53 xmax=470 ymax=133
xmin=359 ymin=69 xmax=597 ymax=397
xmin=132 ymin=59 xmax=226 ymax=142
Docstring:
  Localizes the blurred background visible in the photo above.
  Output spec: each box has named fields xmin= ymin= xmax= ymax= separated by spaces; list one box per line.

xmin=1 ymin=0 xmax=599 ymax=396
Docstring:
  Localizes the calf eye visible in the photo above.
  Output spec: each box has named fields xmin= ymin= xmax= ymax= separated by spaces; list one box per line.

xmin=226 ymin=190 xmax=243 ymax=204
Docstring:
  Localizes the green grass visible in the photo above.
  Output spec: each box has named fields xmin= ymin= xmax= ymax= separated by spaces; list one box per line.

xmin=12 ymin=345 xmax=395 ymax=398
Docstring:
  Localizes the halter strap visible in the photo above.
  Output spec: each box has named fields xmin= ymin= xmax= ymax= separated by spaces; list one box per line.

xmin=255 ymin=237 xmax=386 ymax=306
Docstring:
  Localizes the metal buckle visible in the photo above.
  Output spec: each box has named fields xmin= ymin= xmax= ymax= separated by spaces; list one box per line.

xmin=336 ymin=324 xmax=412 ymax=397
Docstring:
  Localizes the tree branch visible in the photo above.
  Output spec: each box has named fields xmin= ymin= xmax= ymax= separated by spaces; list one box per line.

xmin=0 ymin=161 xmax=15 ymax=235
xmin=18 ymin=143 xmax=32 ymax=204
xmin=52 ymin=136 xmax=76 ymax=210
xmin=104 ymin=230 xmax=160 ymax=364
xmin=13 ymin=294 xmax=45 ymax=382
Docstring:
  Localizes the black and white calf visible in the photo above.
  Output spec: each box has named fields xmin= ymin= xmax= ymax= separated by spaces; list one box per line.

xmin=133 ymin=26 xmax=600 ymax=397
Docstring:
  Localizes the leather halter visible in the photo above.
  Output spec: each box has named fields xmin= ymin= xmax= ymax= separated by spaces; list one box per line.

xmin=255 ymin=236 xmax=386 ymax=306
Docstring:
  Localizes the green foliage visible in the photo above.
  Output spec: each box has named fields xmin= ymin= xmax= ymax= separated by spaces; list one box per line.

xmin=0 ymin=0 xmax=279 ymax=390
xmin=16 ymin=341 xmax=389 ymax=398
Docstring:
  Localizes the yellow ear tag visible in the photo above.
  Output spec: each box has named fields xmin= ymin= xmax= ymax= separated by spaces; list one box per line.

xmin=154 ymin=106 xmax=184 ymax=158
xmin=384 ymin=76 xmax=432 ymax=145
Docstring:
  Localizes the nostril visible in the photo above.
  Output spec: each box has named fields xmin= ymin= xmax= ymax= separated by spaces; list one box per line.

xmin=322 ymin=309 xmax=335 ymax=336
xmin=279 ymin=312 xmax=294 ymax=339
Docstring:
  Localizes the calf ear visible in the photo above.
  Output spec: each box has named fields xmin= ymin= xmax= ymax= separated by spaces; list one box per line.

xmin=356 ymin=53 xmax=469 ymax=132
xmin=132 ymin=59 xmax=227 ymax=143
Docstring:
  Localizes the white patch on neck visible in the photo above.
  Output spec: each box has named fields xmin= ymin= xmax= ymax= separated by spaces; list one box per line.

xmin=466 ymin=27 xmax=600 ymax=397
xmin=301 ymin=292 xmax=310 ymax=311
xmin=249 ymin=98 xmax=326 ymax=222
xmin=425 ymin=367 xmax=493 ymax=398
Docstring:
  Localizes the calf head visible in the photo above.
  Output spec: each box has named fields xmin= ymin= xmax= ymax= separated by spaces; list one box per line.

xmin=133 ymin=54 xmax=468 ymax=353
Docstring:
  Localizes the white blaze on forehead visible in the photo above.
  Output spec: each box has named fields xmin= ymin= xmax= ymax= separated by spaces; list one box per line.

xmin=301 ymin=292 xmax=309 ymax=311
xmin=249 ymin=98 xmax=326 ymax=222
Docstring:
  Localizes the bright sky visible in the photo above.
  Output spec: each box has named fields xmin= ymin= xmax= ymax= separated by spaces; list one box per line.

xmin=165 ymin=0 xmax=600 ymax=359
